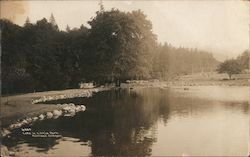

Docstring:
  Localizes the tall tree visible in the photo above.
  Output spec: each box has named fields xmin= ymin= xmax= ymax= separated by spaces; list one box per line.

xmin=66 ymin=24 xmax=71 ymax=32
xmin=49 ymin=13 xmax=58 ymax=30
xmin=24 ymin=17 xmax=31 ymax=27
xmin=88 ymin=9 xmax=157 ymax=85
xmin=98 ymin=0 xmax=105 ymax=12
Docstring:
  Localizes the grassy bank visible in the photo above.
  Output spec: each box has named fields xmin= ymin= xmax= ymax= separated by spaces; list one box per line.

xmin=1 ymin=73 xmax=249 ymax=128
xmin=177 ymin=73 xmax=250 ymax=86
xmin=0 ymin=87 xmax=110 ymax=128
xmin=120 ymin=73 xmax=250 ymax=89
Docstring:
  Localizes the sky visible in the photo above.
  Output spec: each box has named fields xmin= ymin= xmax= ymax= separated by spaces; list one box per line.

xmin=0 ymin=0 xmax=249 ymax=61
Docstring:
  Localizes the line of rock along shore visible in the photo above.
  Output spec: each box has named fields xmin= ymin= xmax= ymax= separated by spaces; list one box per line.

xmin=1 ymin=87 xmax=112 ymax=157
xmin=2 ymin=87 xmax=111 ymax=137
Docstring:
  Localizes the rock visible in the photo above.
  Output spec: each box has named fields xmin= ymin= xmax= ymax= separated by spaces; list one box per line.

xmin=80 ymin=105 xmax=86 ymax=111
xmin=75 ymin=106 xmax=82 ymax=112
xmin=21 ymin=119 xmax=28 ymax=125
xmin=10 ymin=123 xmax=22 ymax=129
xmin=64 ymin=107 xmax=76 ymax=117
xmin=9 ymin=124 xmax=16 ymax=130
xmin=26 ymin=118 xmax=33 ymax=123
xmin=68 ymin=108 xmax=76 ymax=114
xmin=9 ymin=151 xmax=15 ymax=156
xmin=39 ymin=114 xmax=45 ymax=120
xmin=46 ymin=112 xmax=53 ymax=119
xmin=1 ymin=145 xmax=9 ymax=157
xmin=17 ymin=122 xmax=23 ymax=128
xmin=68 ymin=103 xmax=75 ymax=107
xmin=1 ymin=129 xmax=11 ymax=137
xmin=32 ymin=117 xmax=38 ymax=121
xmin=63 ymin=106 xmax=71 ymax=113
xmin=47 ymin=96 xmax=53 ymax=100
xmin=53 ymin=110 xmax=62 ymax=117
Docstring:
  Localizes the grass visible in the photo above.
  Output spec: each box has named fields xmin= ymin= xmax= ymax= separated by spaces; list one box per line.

xmin=1 ymin=72 xmax=249 ymax=127
xmin=177 ymin=72 xmax=250 ymax=86
xmin=1 ymin=87 xmax=108 ymax=127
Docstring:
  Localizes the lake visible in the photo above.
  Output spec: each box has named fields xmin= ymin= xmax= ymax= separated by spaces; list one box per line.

xmin=2 ymin=86 xmax=249 ymax=156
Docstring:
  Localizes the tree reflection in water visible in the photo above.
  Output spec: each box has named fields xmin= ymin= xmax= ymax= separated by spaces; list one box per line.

xmin=3 ymin=88 xmax=171 ymax=156
xmin=3 ymin=88 xmax=248 ymax=156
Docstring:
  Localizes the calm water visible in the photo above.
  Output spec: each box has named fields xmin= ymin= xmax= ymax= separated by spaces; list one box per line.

xmin=3 ymin=86 xmax=250 ymax=156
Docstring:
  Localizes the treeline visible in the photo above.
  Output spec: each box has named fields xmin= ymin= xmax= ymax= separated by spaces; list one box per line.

xmin=1 ymin=9 xmax=218 ymax=94
xmin=236 ymin=50 xmax=250 ymax=70
xmin=152 ymin=43 xmax=218 ymax=79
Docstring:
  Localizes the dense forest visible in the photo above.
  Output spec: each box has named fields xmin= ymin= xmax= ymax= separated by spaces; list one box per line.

xmin=1 ymin=8 xmax=221 ymax=94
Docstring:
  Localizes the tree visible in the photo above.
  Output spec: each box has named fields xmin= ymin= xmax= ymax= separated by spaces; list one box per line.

xmin=0 ymin=19 xmax=36 ymax=94
xmin=1 ymin=18 xmax=90 ymax=94
xmin=66 ymin=24 xmax=70 ymax=32
xmin=1 ymin=8 xmax=220 ymax=94
xmin=151 ymin=43 xmax=218 ymax=80
xmin=87 ymin=9 xmax=157 ymax=85
xmin=237 ymin=50 xmax=250 ymax=70
xmin=217 ymin=59 xmax=242 ymax=79
xmin=24 ymin=17 xmax=32 ymax=27
xmin=98 ymin=0 xmax=104 ymax=12
xmin=49 ymin=13 xmax=58 ymax=30
xmin=49 ymin=13 xmax=56 ymax=25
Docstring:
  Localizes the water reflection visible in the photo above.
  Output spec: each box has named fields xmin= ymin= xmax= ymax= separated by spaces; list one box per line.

xmin=3 ymin=87 xmax=249 ymax=156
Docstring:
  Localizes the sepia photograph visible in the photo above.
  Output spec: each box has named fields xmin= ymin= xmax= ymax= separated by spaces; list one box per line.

xmin=0 ymin=0 xmax=250 ymax=156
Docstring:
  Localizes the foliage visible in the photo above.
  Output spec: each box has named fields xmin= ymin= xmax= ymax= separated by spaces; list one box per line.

xmin=1 ymin=18 xmax=89 ymax=94
xmin=217 ymin=59 xmax=242 ymax=79
xmin=237 ymin=50 xmax=249 ymax=70
xmin=1 ymin=8 xmax=221 ymax=94
xmin=152 ymin=43 xmax=219 ymax=79
xmin=87 ymin=9 xmax=156 ymax=85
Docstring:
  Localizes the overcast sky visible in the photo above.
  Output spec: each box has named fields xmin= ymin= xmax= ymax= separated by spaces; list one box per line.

xmin=1 ymin=0 xmax=249 ymax=61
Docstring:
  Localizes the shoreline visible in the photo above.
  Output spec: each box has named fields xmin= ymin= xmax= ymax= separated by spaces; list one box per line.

xmin=121 ymin=79 xmax=250 ymax=89
xmin=1 ymin=87 xmax=111 ymax=128
xmin=0 ymin=86 xmax=112 ymax=157
xmin=1 ymin=80 xmax=249 ymax=131
xmin=2 ymin=79 xmax=249 ymax=125
xmin=1 ymin=83 xmax=249 ymax=156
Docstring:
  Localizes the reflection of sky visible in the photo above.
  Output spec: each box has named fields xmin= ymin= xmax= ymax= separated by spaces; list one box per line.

xmin=11 ymin=137 xmax=91 ymax=157
xmin=153 ymin=102 xmax=249 ymax=156
xmin=3 ymin=87 xmax=249 ymax=156
xmin=47 ymin=137 xmax=91 ymax=156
